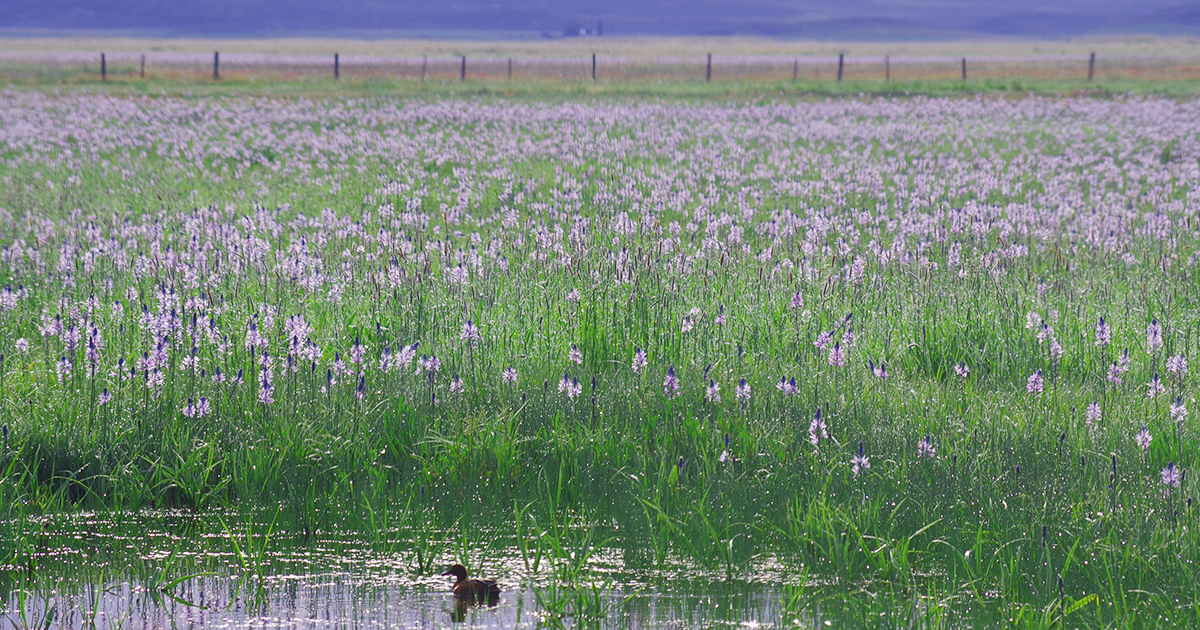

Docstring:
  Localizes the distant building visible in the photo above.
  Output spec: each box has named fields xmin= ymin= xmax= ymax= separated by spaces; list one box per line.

xmin=562 ymin=20 xmax=603 ymax=37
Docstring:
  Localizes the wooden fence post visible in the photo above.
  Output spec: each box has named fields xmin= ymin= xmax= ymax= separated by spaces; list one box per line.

xmin=140 ymin=54 xmax=145 ymax=79
xmin=334 ymin=53 xmax=339 ymax=80
xmin=101 ymin=53 xmax=106 ymax=82
xmin=213 ymin=51 xmax=220 ymax=80
xmin=885 ymin=55 xmax=890 ymax=82
xmin=592 ymin=53 xmax=596 ymax=81
xmin=961 ymin=57 xmax=966 ymax=81
xmin=1088 ymin=52 xmax=1095 ymax=82
xmin=508 ymin=58 xmax=512 ymax=80
xmin=706 ymin=53 xmax=712 ymax=82
xmin=421 ymin=56 xmax=427 ymax=81
xmin=792 ymin=59 xmax=798 ymax=81
xmin=460 ymin=56 xmax=466 ymax=81
xmin=836 ymin=53 xmax=844 ymax=82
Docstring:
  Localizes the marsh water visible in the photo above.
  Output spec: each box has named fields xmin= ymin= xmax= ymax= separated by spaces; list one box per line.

xmin=1 ymin=510 xmax=842 ymax=630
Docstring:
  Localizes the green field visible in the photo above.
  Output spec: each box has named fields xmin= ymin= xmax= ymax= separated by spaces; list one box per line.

xmin=1 ymin=72 xmax=1199 ymax=627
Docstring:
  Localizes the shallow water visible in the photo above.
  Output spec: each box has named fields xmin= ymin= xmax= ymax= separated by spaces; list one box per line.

xmin=2 ymin=510 xmax=811 ymax=629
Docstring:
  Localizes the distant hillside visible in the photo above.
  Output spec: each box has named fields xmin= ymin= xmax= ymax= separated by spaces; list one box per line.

xmin=2 ymin=0 xmax=1199 ymax=39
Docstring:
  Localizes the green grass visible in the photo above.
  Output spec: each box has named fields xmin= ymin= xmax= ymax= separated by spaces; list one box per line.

xmin=5 ymin=70 xmax=1200 ymax=99
xmin=0 ymin=86 xmax=1198 ymax=626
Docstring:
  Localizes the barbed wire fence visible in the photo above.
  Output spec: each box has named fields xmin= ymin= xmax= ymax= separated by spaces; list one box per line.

xmin=3 ymin=50 xmax=1200 ymax=84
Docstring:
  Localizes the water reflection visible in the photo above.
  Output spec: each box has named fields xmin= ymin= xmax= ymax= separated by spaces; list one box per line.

xmin=1 ymin=511 xmax=793 ymax=629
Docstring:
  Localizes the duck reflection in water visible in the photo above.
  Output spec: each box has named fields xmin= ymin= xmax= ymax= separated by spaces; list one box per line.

xmin=442 ymin=564 xmax=500 ymax=622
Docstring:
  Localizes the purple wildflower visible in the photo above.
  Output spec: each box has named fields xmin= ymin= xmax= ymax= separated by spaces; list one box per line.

xmin=632 ymin=348 xmax=648 ymax=373
xmin=917 ymin=435 xmax=935 ymax=458
xmin=808 ymin=409 xmax=828 ymax=446
xmin=1135 ymin=426 xmax=1152 ymax=453
xmin=870 ymin=360 xmax=888 ymax=379
xmin=1171 ymin=396 xmax=1188 ymax=424
xmin=1094 ymin=317 xmax=1110 ymax=348
xmin=851 ymin=442 xmax=870 ymax=476
xmin=348 ymin=337 xmax=365 ymax=365
xmin=705 ymin=380 xmax=721 ymax=403
xmin=568 ymin=344 xmax=583 ymax=365
xmin=1146 ymin=319 xmax=1163 ymax=354
xmin=736 ymin=378 xmax=751 ymax=401
xmin=502 ymin=367 xmax=518 ymax=384
xmin=259 ymin=376 xmax=274 ymax=405
xmin=1167 ymin=354 xmax=1187 ymax=379
xmin=1027 ymin=369 xmax=1044 ymax=394
xmin=419 ymin=354 xmax=440 ymax=375
xmin=1162 ymin=462 xmax=1181 ymax=489
xmin=1147 ymin=373 xmax=1166 ymax=398
xmin=663 ymin=366 xmax=681 ymax=400
xmin=460 ymin=320 xmax=481 ymax=345
xmin=827 ymin=342 xmax=844 ymax=367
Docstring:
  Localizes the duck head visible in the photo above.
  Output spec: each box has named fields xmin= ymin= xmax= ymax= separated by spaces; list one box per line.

xmin=441 ymin=564 xmax=469 ymax=583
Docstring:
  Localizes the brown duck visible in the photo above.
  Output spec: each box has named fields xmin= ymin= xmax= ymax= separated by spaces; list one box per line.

xmin=441 ymin=564 xmax=501 ymax=605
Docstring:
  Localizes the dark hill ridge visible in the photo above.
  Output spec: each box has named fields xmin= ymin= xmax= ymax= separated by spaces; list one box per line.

xmin=2 ymin=0 xmax=1200 ymax=38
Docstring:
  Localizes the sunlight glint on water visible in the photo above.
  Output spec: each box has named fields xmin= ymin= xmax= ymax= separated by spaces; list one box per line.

xmin=5 ymin=512 xmax=798 ymax=629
